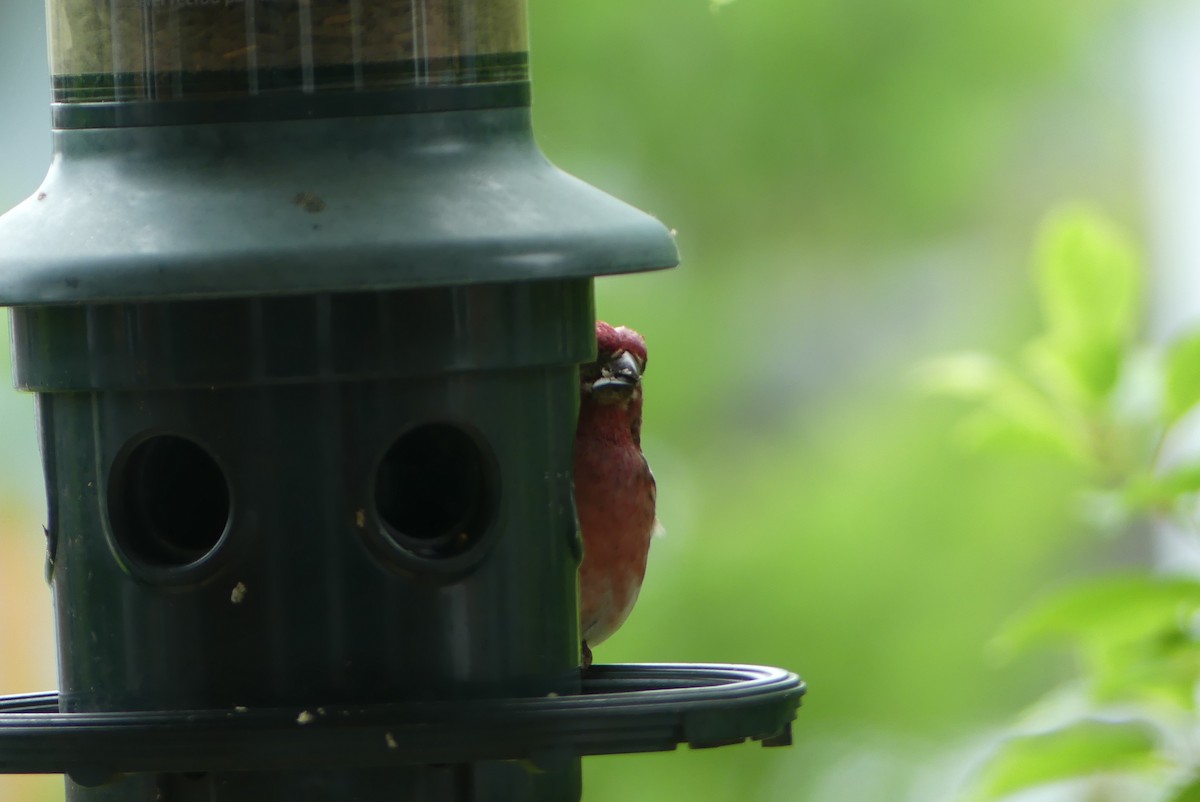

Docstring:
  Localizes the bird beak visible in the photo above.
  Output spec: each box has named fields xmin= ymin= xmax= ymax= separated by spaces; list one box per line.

xmin=590 ymin=351 xmax=641 ymax=393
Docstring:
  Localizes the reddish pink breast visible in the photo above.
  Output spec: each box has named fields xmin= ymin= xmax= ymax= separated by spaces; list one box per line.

xmin=574 ymin=399 xmax=656 ymax=646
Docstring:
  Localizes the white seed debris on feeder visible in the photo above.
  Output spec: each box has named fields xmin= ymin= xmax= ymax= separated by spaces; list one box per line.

xmin=317 ymin=707 xmax=326 ymax=715
xmin=234 ymin=705 xmax=248 ymax=713
xmin=230 ymin=582 xmax=247 ymax=604
xmin=385 ymin=732 xmax=398 ymax=749
xmin=297 ymin=710 xmax=315 ymax=725
xmin=546 ymin=691 xmax=559 ymax=698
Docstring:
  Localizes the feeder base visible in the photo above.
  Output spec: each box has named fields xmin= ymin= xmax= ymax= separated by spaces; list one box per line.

xmin=0 ymin=663 xmax=804 ymax=792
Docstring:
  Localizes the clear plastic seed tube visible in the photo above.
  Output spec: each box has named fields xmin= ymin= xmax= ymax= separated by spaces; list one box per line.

xmin=47 ymin=0 xmax=529 ymax=102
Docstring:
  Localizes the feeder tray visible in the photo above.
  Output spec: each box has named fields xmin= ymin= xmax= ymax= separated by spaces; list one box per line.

xmin=0 ymin=664 xmax=804 ymax=780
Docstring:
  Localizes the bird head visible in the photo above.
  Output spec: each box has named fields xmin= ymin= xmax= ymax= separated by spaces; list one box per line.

xmin=581 ymin=322 xmax=647 ymax=405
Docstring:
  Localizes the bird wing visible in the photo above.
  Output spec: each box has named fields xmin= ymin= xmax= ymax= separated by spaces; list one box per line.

xmin=643 ymin=453 xmax=664 ymax=538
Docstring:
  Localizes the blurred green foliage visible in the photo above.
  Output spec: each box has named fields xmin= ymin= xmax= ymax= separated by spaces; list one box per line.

xmin=0 ymin=0 xmax=1144 ymax=800
xmin=531 ymin=0 xmax=1127 ymax=260
xmin=931 ymin=209 xmax=1200 ymax=801
xmin=529 ymin=0 xmax=1135 ymax=799
xmin=967 ymin=718 xmax=1162 ymax=802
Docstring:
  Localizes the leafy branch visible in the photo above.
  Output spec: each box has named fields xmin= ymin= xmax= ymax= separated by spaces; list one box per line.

xmin=924 ymin=206 xmax=1200 ymax=801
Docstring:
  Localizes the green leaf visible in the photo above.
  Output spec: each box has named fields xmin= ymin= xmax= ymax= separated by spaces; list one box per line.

xmin=1168 ymin=776 xmax=1200 ymax=802
xmin=1089 ymin=624 xmax=1200 ymax=710
xmin=1125 ymin=465 xmax=1200 ymax=511
xmin=1035 ymin=205 xmax=1142 ymax=347
xmin=954 ymin=408 xmax=1082 ymax=463
xmin=1033 ymin=206 xmax=1142 ymax=400
xmin=916 ymin=352 xmax=1010 ymax=399
xmin=993 ymin=574 xmax=1200 ymax=658
xmin=996 ymin=575 xmax=1200 ymax=711
xmin=1165 ymin=331 xmax=1200 ymax=422
xmin=918 ymin=352 xmax=1086 ymax=462
xmin=1024 ymin=336 xmax=1123 ymax=413
xmin=969 ymin=719 xmax=1161 ymax=801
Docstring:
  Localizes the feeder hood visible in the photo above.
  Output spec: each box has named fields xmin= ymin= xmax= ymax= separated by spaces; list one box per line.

xmin=0 ymin=0 xmax=678 ymax=305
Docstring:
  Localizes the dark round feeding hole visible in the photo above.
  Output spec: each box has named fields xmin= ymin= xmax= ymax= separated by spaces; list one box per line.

xmin=374 ymin=423 xmax=493 ymax=558
xmin=108 ymin=435 xmax=231 ymax=568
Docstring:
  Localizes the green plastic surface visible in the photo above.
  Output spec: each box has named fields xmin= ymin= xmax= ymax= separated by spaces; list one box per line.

xmin=0 ymin=106 xmax=678 ymax=305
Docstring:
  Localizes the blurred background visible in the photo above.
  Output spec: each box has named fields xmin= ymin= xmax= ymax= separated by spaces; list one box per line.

xmin=0 ymin=0 xmax=1181 ymax=799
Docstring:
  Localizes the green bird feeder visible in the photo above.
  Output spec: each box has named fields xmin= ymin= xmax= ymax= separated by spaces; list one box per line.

xmin=0 ymin=2 xmax=805 ymax=800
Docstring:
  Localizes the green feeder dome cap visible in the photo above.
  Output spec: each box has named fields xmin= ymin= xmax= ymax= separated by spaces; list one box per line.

xmin=0 ymin=108 xmax=678 ymax=305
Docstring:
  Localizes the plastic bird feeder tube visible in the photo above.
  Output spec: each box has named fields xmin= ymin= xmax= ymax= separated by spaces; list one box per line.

xmin=49 ymin=0 xmax=528 ymax=99
xmin=46 ymin=0 xmax=530 ymax=129
xmin=0 ymin=1 xmax=805 ymax=800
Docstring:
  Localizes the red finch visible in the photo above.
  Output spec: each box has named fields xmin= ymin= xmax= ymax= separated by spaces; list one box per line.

xmin=575 ymin=321 xmax=658 ymax=668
